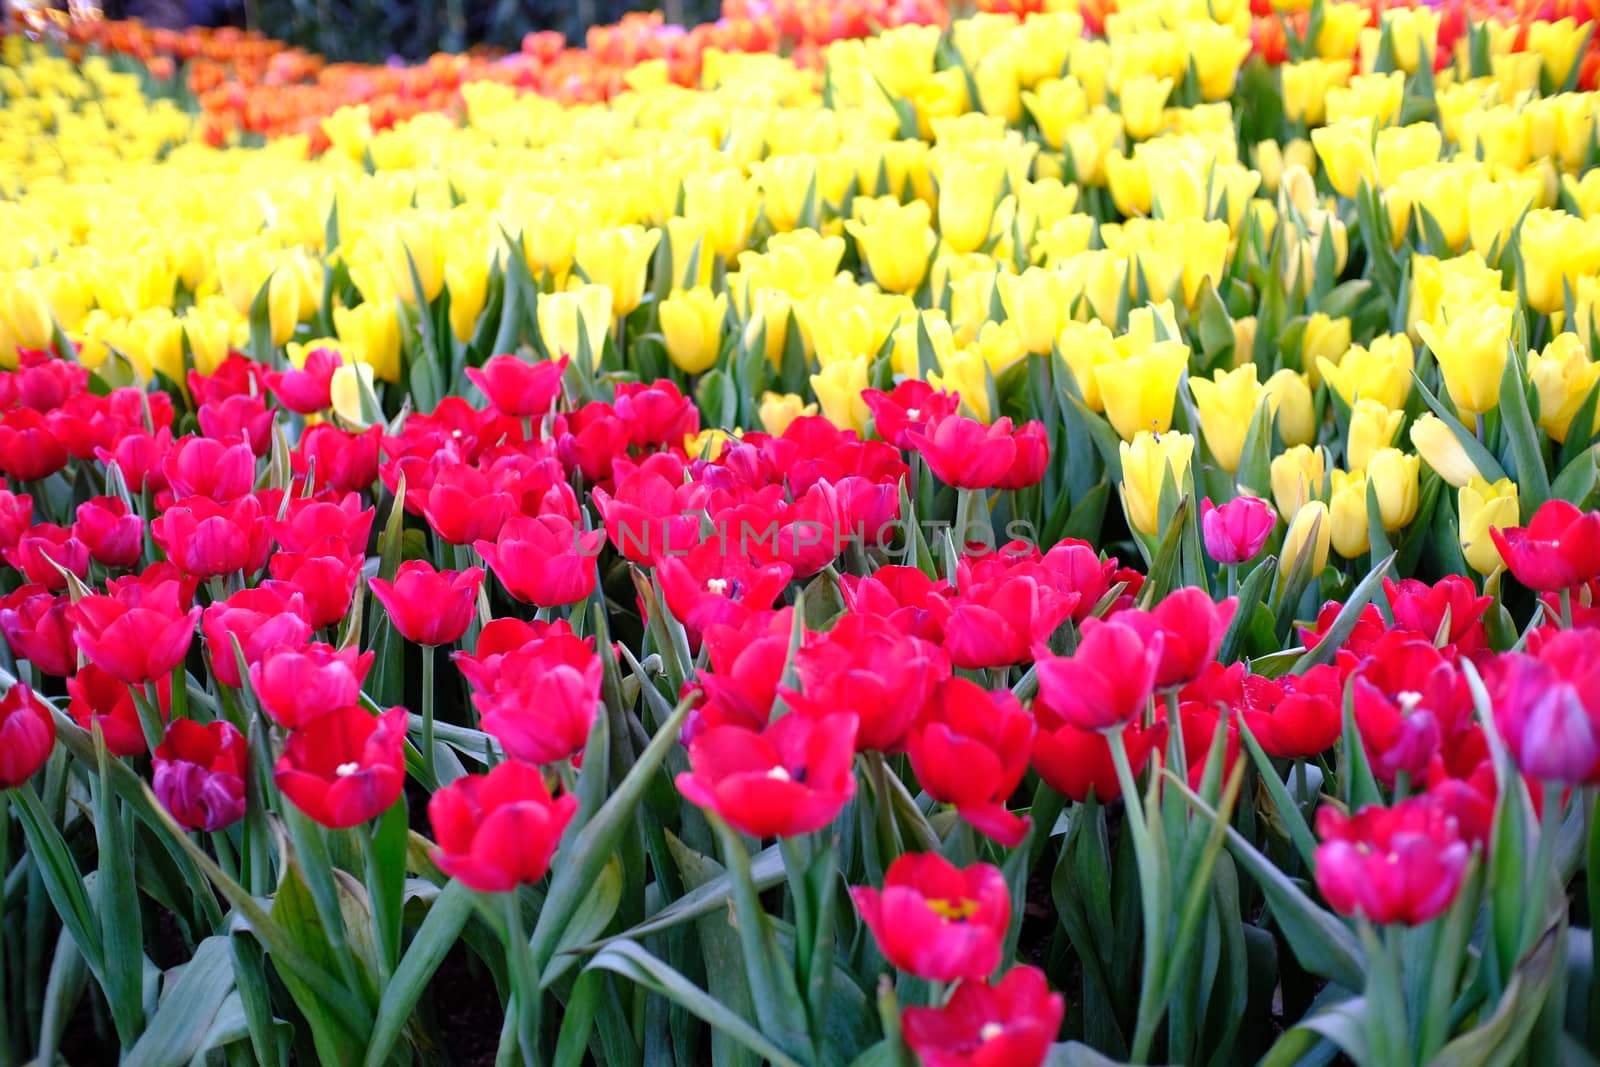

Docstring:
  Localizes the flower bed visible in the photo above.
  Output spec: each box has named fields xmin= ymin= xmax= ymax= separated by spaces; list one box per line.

xmin=3 ymin=2 xmax=1600 ymax=1064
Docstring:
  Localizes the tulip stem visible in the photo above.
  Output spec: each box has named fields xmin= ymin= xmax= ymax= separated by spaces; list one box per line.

xmin=1225 ymin=563 xmax=1238 ymax=598
xmin=169 ymin=662 xmax=188 ymax=727
xmin=137 ymin=682 xmax=165 ymax=754
xmin=421 ymin=644 xmax=437 ymax=782
xmin=1109 ymin=725 xmax=1166 ymax=1064
xmin=1588 ymin=789 xmax=1600 ymax=1045
xmin=1522 ymin=783 xmax=1564 ymax=959
xmin=502 ymin=890 xmax=542 ymax=1067
xmin=1560 ymin=588 xmax=1574 ymax=630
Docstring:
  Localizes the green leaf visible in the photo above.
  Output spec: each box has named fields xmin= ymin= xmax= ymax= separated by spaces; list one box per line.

xmin=363 ymin=879 xmax=474 ymax=1067
xmin=586 ymin=940 xmax=807 ymax=1067
xmin=1259 ymin=994 xmax=1372 ymax=1067
xmin=1431 ymin=924 xmax=1558 ymax=1067
xmin=11 ymin=783 xmax=104 ymax=975
xmin=93 ymin=729 xmax=145 ymax=1042
xmin=1291 ymin=551 xmax=1393 ymax=671
xmin=1218 ymin=557 xmax=1277 ymax=663
xmin=1411 ymin=372 xmax=1509 ymax=482
xmin=123 ymin=937 xmax=236 ymax=1067
xmin=1497 ymin=344 xmax=1551 ymax=516
xmin=541 ymin=856 xmax=623 ymax=989
xmin=1236 ymin=717 xmax=1318 ymax=870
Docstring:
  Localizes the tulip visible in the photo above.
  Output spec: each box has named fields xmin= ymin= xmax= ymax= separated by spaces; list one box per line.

xmin=1190 ymin=364 xmax=1262 ymax=473
xmin=67 ymin=665 xmax=168 ymax=758
xmin=910 ymin=413 xmax=1018 ymax=490
xmin=785 ymin=614 xmax=949 ymax=753
xmin=1314 ymin=796 xmax=1470 ymax=926
xmin=0 ymin=586 xmax=76 ymax=678
xmin=1283 ymin=60 xmax=1353 ymax=126
xmin=1350 ymin=636 xmax=1463 ymax=783
xmin=0 ymin=275 xmax=55 ymax=350
xmin=333 ymin=301 xmax=402 ymax=383
xmin=153 ymin=719 xmax=247 ymax=832
xmin=1491 ymin=652 xmax=1599 ymax=784
xmin=657 ymin=543 xmax=792 ymax=649
xmin=263 ymin=345 xmax=339 ymax=415
xmin=369 ymin=561 xmax=484 ymax=647
xmin=574 ymin=225 xmax=661 ymax=316
xmin=465 ymin=354 xmax=568 ymax=419
xmin=938 ymin=158 xmax=1008 ymax=256
xmin=591 ymin=455 xmax=701 ymax=566
xmin=811 ymin=355 xmax=871 ymax=435
xmin=0 ymin=409 xmax=67 ymax=482
xmin=902 ymin=965 xmax=1064 ymax=1067
xmin=1529 ymin=333 xmax=1600 ymax=444
xmin=1416 ymin=304 xmax=1511 ymax=420
xmin=475 ymin=638 xmax=602 ymax=766
xmin=1095 ymin=340 xmax=1189 ymax=442
xmin=1491 ymin=500 xmax=1600 ymax=592
xmin=851 ymin=853 xmax=1011 ymax=982
xmin=844 ymin=198 xmax=936 ymax=294
xmin=1269 ymin=444 xmax=1326 ymax=518
xmin=1320 ymin=335 xmax=1415 ymax=413
xmin=476 ymin=515 xmax=604 ymax=609
xmin=0 ymin=684 xmax=56 ymax=790
xmin=379 ymin=215 xmax=447 ymax=307
xmin=1408 ymin=413 xmax=1481 ymax=488
xmin=1366 ymin=448 xmax=1420 ymax=531
xmin=659 ymin=287 xmax=728 ymax=375
xmin=1345 ymin=399 xmax=1404 ymax=472
xmin=1035 ymin=617 xmax=1161 ymax=732
xmin=295 ymin=424 xmax=381 ymax=496
xmin=274 ymin=706 xmax=408 ymax=829
xmin=198 ymin=395 xmax=274 ymax=457
xmin=906 ymin=678 xmax=1034 ymax=847
xmin=201 ymin=585 xmax=312 ymax=689
xmin=1263 ymin=369 xmax=1316 ymax=448
xmin=1243 ymin=664 xmax=1343 ymax=759
xmin=1458 ymin=477 xmax=1519 ymax=576
xmin=683 ymin=171 xmax=758 ymax=261
xmin=1120 ymin=75 xmax=1173 ymax=140
xmin=153 ymin=495 xmax=274 ymax=580
xmin=1123 ymin=589 xmax=1238 ymax=690
xmin=1328 ymin=470 xmax=1370 ymax=559
xmin=251 ymin=643 xmax=375 ymax=730
xmin=757 ymin=392 xmax=816 ymax=436
xmin=675 ymin=711 xmax=859 ymax=838
xmin=1118 ymin=430 xmax=1194 ymax=539
xmin=1311 ymin=118 xmax=1377 ymax=198
xmin=1280 ymin=501 xmax=1332 ymax=578
xmin=428 ymin=760 xmax=578 ymax=893
xmin=5 ymin=524 xmax=90 ymax=591
xmin=70 ymin=576 xmax=201 ymax=686
xmin=164 ymin=435 xmax=255 ymax=503
xmin=863 ymin=381 xmax=961 ymax=450
xmin=997 ymin=268 xmax=1071 ymax=356
xmin=1201 ymin=496 xmax=1275 ymax=564
xmin=445 ymin=255 xmax=490 ymax=344
xmin=537 ymin=285 xmax=612 ymax=360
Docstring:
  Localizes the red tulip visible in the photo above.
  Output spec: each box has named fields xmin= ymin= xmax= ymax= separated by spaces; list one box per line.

xmin=0 ymin=490 xmax=34 ymax=550
xmin=453 ymin=618 xmax=580 ymax=692
xmin=271 ymin=492 xmax=374 ymax=557
xmin=612 ymin=379 xmax=699 ymax=448
xmin=70 ymin=575 xmax=201 ymax=684
xmin=152 ymin=495 xmax=274 ymax=579
xmin=902 ymin=965 xmax=1064 ymax=1067
xmin=1491 ymin=499 xmax=1600 ymax=591
xmin=1300 ymin=599 xmax=1386 ymax=658
xmin=1241 ymin=664 xmax=1344 ymax=758
xmin=862 ymin=380 xmax=960 ymax=449
xmin=909 ymin=413 xmax=1017 ymax=490
xmin=688 ymin=613 xmax=793 ymax=737
xmin=1490 ymin=631 xmax=1600 ymax=783
xmin=0 ymin=684 xmax=56 ymax=789
xmin=201 ymin=584 xmax=311 ymax=687
xmin=1351 ymin=635 xmax=1468 ymax=785
xmin=153 ymin=718 xmax=248 ymax=832
xmin=428 ymin=759 xmax=578 ymax=892
xmin=476 ymin=638 xmax=604 ymax=765
xmin=1201 ymin=496 xmax=1275 ymax=564
xmin=997 ymin=421 xmax=1050 ymax=490
xmin=592 ymin=454 xmax=702 ymax=565
xmin=164 ymin=435 xmax=255 ymax=502
xmin=273 ymin=706 xmax=408 ymax=828
xmin=466 ymin=354 xmax=569 ymax=418
xmin=558 ymin=401 xmax=631 ymax=483
xmin=785 ymin=613 xmax=948 ymax=752
xmin=675 ymin=710 xmax=859 ymax=838
xmin=293 ymin=424 xmax=381 ymax=495
xmin=268 ymin=549 xmax=362 ymax=630
xmin=198 ymin=394 xmax=274 ymax=456
xmin=943 ymin=573 xmax=1078 ymax=670
xmin=74 ymin=496 xmax=144 ymax=570
xmin=1119 ymin=590 xmax=1238 ymax=690
xmin=0 ymin=586 xmax=76 ymax=677
xmin=1034 ymin=618 xmax=1162 ymax=732
xmin=68 ymin=664 xmax=169 ymax=757
xmin=851 ymin=853 xmax=1011 ymax=982
xmin=656 ymin=541 xmax=792 ymax=647
xmin=265 ymin=345 xmax=341 ymax=414
xmin=4 ymin=524 xmax=90 ymax=590
xmin=0 ymin=409 xmax=67 ymax=481
xmin=1030 ymin=718 xmax=1166 ymax=803
xmin=839 ymin=566 xmax=953 ymax=642
xmin=907 ymin=678 xmax=1034 ymax=847
xmin=476 ymin=514 xmax=604 ymax=608
xmin=420 ymin=461 xmax=516 ymax=546
xmin=13 ymin=352 xmax=86 ymax=412
xmin=251 ymin=643 xmax=375 ymax=729
xmin=95 ymin=427 xmax=173 ymax=493
xmin=1383 ymin=576 xmax=1490 ymax=655
xmin=1314 ymin=794 xmax=1470 ymax=926
xmin=369 ymin=560 xmax=484 ymax=646
xmin=189 ymin=354 xmax=267 ymax=408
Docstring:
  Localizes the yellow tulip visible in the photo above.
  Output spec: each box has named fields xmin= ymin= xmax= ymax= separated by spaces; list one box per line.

xmin=1190 ymin=23 xmax=1252 ymax=101
xmin=1408 ymin=412 xmax=1482 ymax=488
xmin=1368 ymin=447 xmax=1421 ymax=530
xmin=0 ymin=274 xmax=54 ymax=350
xmin=511 ymin=192 xmax=582 ymax=279
xmin=844 ymin=198 xmax=936 ymax=294
xmin=1021 ymin=77 xmax=1089 ymax=151
xmin=1384 ymin=6 xmax=1440 ymax=73
xmin=1311 ymin=118 xmax=1377 ymax=198
xmin=1095 ymin=339 xmax=1189 ymax=441
xmin=334 ymin=301 xmax=402 ymax=384
xmin=1283 ymin=60 xmax=1353 ymax=126
xmin=1263 ymin=368 xmax=1316 ymax=447
xmin=1345 ymin=398 xmax=1403 ymax=471
xmin=1527 ymin=17 xmax=1587 ymax=88
xmin=996 ymin=267 xmax=1070 ymax=356
xmin=1232 ymin=316 xmax=1258 ymax=366
xmin=1518 ymin=209 xmax=1600 ymax=316
xmin=1468 ymin=178 xmax=1538 ymax=260
xmin=1190 ymin=363 xmax=1263 ymax=472
xmin=330 ymin=362 xmax=377 ymax=429
xmin=1119 ymin=430 xmax=1194 ymax=537
xmin=1270 ymin=444 xmax=1327 ymax=517
xmin=1415 ymin=303 xmax=1511 ymax=419
xmin=1280 ymin=500 xmax=1333 ymax=577
xmin=1058 ymin=320 xmax=1119 ymax=411
xmin=890 ymin=312 xmax=956 ymax=377
xmin=1459 ymin=476 xmax=1519 ymax=575
xmin=267 ymin=267 xmax=302 ymax=347
xmin=379 ymin=214 xmax=448 ymax=307
xmin=936 ymin=157 xmax=1009 ymax=255
xmin=575 ymin=226 xmax=661 ymax=317
xmin=683 ymin=170 xmax=759 ymax=261
xmin=1319 ymin=333 xmax=1414 ymax=411
xmin=446 ymin=255 xmax=491 ymax=344
xmin=1317 ymin=2 xmax=1370 ymax=59
xmin=759 ymin=392 xmax=816 ymax=436
xmin=182 ymin=298 xmax=236 ymax=376
xmin=1119 ymin=75 xmax=1173 ymax=141
xmin=658 ymin=287 xmax=727 ymax=376
xmin=1529 ymin=332 xmax=1600 ymax=443
xmin=757 ymin=155 xmax=823 ymax=234
xmin=1301 ymin=313 xmax=1353 ymax=388
xmin=812 ymin=355 xmax=871 ymax=434
xmin=1374 ymin=122 xmax=1444 ymax=186
xmin=217 ymin=239 xmax=275 ymax=318
xmin=1328 ymin=469 xmax=1370 ymax=558
xmin=538 ymin=285 xmax=613 ymax=363
xmin=929 ymin=348 xmax=995 ymax=422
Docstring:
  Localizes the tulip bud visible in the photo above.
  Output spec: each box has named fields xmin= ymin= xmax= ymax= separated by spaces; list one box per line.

xmin=1366 ymin=448 xmax=1421 ymax=531
xmin=1095 ymin=340 xmax=1190 ymax=441
xmin=1529 ymin=333 xmax=1600 ymax=443
xmin=334 ymin=301 xmax=402 ymax=383
xmin=1459 ymin=476 xmax=1519 ymax=575
xmin=1346 ymin=399 xmax=1404 ymax=471
xmin=575 ymin=226 xmax=661 ymax=317
xmin=1270 ymin=444 xmax=1327 ymax=518
xmin=537 ymin=285 xmax=612 ymax=362
xmin=1202 ymin=496 xmax=1276 ymax=564
xmin=330 ymin=362 xmax=378 ymax=429
xmin=1190 ymin=364 xmax=1263 ymax=473
xmin=1301 ymin=313 xmax=1353 ymax=389
xmin=1119 ymin=430 xmax=1194 ymax=538
xmin=758 ymin=391 xmax=816 ymax=436
xmin=445 ymin=257 xmax=490 ymax=344
xmin=0 ymin=274 xmax=54 ymax=350
xmin=845 ymin=198 xmax=937 ymax=294
xmin=659 ymin=287 xmax=728 ymax=376
xmin=1328 ymin=469 xmax=1370 ymax=558
xmin=937 ymin=158 xmax=1009 ymax=255
xmin=998 ymin=268 xmax=1071 ymax=356
xmin=1311 ymin=117 xmax=1378 ymax=198
xmin=1280 ymin=501 xmax=1332 ymax=578
xmin=812 ymin=355 xmax=871 ymax=434
xmin=0 ymin=683 xmax=55 ymax=789
xmin=1263 ymin=369 xmax=1316 ymax=447
xmin=1120 ymin=75 xmax=1174 ymax=140
xmin=1409 ymin=413 xmax=1481 ymax=488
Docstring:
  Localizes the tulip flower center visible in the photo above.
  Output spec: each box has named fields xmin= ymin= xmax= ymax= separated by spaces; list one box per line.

xmin=335 ymin=761 xmax=360 ymax=777
xmin=706 ymin=578 xmax=729 ymax=595
xmin=979 ymin=1023 xmax=1004 ymax=1042
xmin=1397 ymin=690 xmax=1424 ymax=714
xmin=925 ymin=896 xmax=981 ymax=922
xmin=765 ymin=765 xmax=792 ymax=781
xmin=906 ymin=408 xmax=921 ymax=419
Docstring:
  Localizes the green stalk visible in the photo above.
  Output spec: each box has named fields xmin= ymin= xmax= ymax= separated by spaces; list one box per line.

xmin=1109 ymin=725 xmax=1166 ymax=1063
xmin=1590 ymin=789 xmax=1600 ymax=1046
xmin=502 ymin=891 xmax=542 ymax=1067
xmin=137 ymin=682 xmax=165 ymax=754
xmin=1521 ymin=783 xmax=1563 ymax=957
xmin=421 ymin=643 xmax=437 ymax=782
